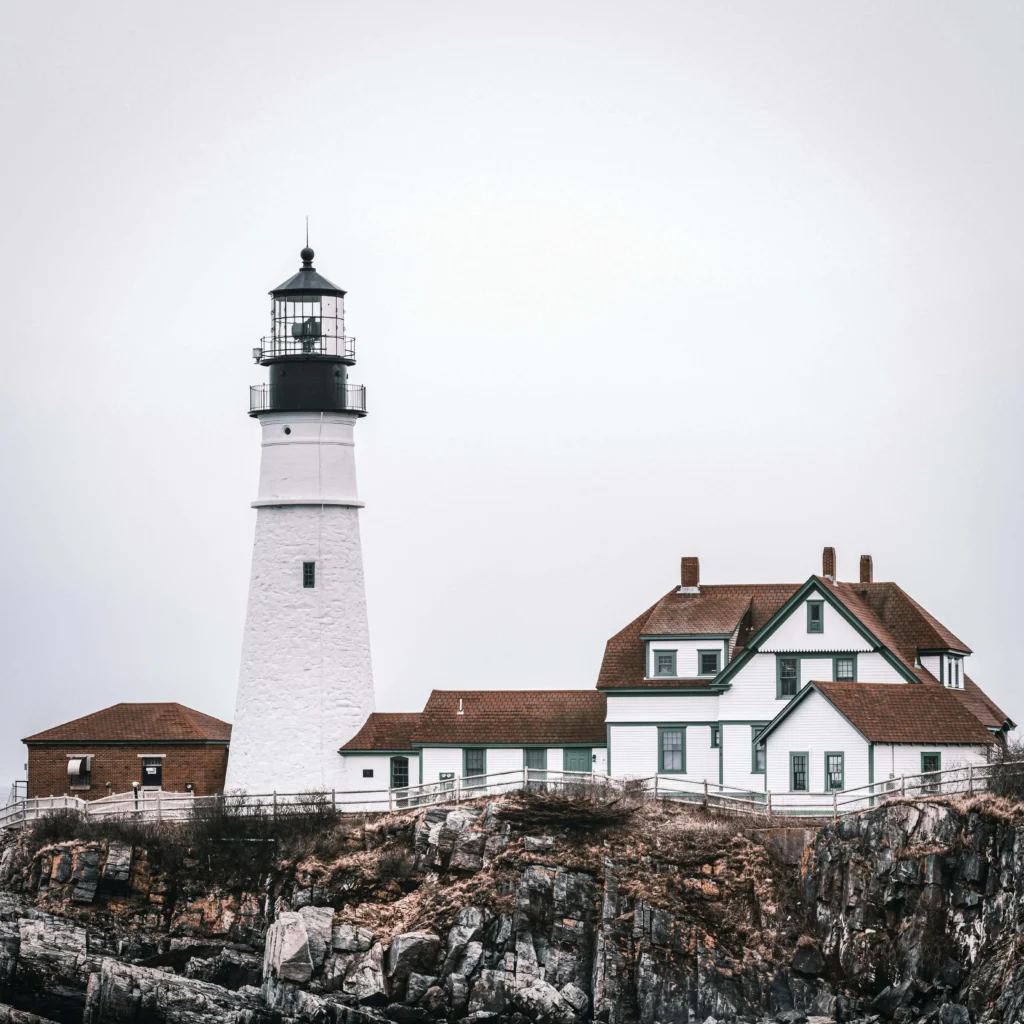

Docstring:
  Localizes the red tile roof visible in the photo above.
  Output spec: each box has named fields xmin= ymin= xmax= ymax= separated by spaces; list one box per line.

xmin=340 ymin=713 xmax=422 ymax=751
xmin=810 ymin=681 xmax=995 ymax=744
xmin=22 ymin=703 xmax=231 ymax=744
xmin=410 ymin=690 xmax=607 ymax=746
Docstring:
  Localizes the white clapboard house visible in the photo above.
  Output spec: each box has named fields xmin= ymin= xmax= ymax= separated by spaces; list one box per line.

xmin=598 ymin=548 xmax=1012 ymax=797
xmin=336 ymin=548 xmax=1011 ymax=804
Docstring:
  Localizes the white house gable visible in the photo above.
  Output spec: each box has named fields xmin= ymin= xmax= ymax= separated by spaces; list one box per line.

xmin=759 ymin=589 xmax=873 ymax=653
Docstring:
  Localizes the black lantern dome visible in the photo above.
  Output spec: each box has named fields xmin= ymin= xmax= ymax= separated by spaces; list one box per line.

xmin=249 ymin=247 xmax=366 ymax=417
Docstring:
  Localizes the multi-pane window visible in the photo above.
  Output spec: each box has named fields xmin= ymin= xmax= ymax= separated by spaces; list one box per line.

xmin=68 ymin=758 xmax=91 ymax=788
xmin=698 ymin=650 xmax=720 ymax=676
xmin=653 ymin=650 xmax=676 ymax=677
xmin=464 ymin=748 xmax=486 ymax=777
xmin=778 ymin=657 xmax=799 ymax=697
xmin=141 ymin=757 xmax=163 ymax=788
xmin=390 ymin=756 xmax=409 ymax=789
xmin=825 ymin=753 xmax=844 ymax=791
xmin=659 ymin=728 xmax=685 ymax=772
xmin=524 ymin=748 xmax=547 ymax=770
xmin=790 ymin=753 xmax=809 ymax=792
xmin=807 ymin=601 xmax=824 ymax=633
xmin=710 ymin=725 xmax=720 ymax=748
xmin=835 ymin=657 xmax=855 ymax=682
xmin=303 ymin=561 xmax=316 ymax=588
xmin=751 ymin=725 xmax=767 ymax=773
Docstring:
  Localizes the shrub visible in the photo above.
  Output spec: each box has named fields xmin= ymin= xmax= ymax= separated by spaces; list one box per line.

xmin=988 ymin=737 xmax=1024 ymax=802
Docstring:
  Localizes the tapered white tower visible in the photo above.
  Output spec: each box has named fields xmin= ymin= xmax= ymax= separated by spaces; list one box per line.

xmin=225 ymin=246 xmax=375 ymax=794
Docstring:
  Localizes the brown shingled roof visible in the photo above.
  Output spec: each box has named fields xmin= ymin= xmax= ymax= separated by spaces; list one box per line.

xmin=340 ymin=713 xmax=421 ymax=752
xmin=22 ymin=703 xmax=231 ymax=744
xmin=810 ymin=681 xmax=995 ymax=744
xmin=412 ymin=690 xmax=607 ymax=746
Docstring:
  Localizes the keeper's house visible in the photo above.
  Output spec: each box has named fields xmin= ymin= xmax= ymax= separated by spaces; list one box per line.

xmin=599 ymin=548 xmax=1013 ymax=794
xmin=339 ymin=690 xmax=607 ymax=795
xmin=22 ymin=703 xmax=232 ymax=799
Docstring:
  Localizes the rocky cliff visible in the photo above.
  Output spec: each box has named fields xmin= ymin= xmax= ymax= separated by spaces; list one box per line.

xmin=0 ymin=791 xmax=1020 ymax=1024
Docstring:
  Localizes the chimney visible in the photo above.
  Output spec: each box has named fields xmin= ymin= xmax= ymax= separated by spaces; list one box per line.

xmin=859 ymin=554 xmax=873 ymax=584
xmin=680 ymin=556 xmax=700 ymax=592
xmin=822 ymin=546 xmax=836 ymax=581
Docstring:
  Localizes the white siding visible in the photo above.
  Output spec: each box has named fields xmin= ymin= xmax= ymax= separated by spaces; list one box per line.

xmin=802 ymin=657 xmax=833 ymax=685
xmin=605 ymin=694 xmax=720 ymax=723
xmin=336 ymin=754 xmax=420 ymax=811
xmin=421 ymin=747 xmax=462 ymax=782
xmin=593 ymin=748 xmax=608 ymax=775
xmin=647 ymin=639 xmax=728 ymax=678
xmin=919 ymin=655 xmax=940 ymax=681
xmin=856 ymin=652 xmax=906 ymax=683
xmin=722 ymin=723 xmax=765 ymax=792
xmin=685 ymin=725 xmax=719 ymax=782
xmin=719 ymin=652 xmax=787 ymax=721
xmin=486 ymin=748 xmax=523 ymax=780
xmin=609 ymin=725 xmax=658 ymax=778
xmin=760 ymin=590 xmax=872 ymax=653
xmin=764 ymin=690 xmax=869 ymax=793
xmin=872 ymin=743 xmax=989 ymax=781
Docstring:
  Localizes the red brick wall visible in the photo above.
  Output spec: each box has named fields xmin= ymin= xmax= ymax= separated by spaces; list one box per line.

xmin=26 ymin=744 xmax=229 ymax=799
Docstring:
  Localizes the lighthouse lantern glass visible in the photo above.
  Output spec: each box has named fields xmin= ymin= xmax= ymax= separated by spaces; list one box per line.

xmin=270 ymin=293 xmax=347 ymax=358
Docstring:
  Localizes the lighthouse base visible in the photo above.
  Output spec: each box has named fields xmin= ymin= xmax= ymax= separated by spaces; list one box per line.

xmin=224 ymin=503 xmax=375 ymax=795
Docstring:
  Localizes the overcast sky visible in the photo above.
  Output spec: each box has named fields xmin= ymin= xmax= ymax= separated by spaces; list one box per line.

xmin=1 ymin=1 xmax=1021 ymax=789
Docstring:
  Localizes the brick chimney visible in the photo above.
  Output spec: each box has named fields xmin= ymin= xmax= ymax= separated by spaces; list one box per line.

xmin=822 ymin=546 xmax=836 ymax=581
xmin=680 ymin=557 xmax=700 ymax=591
xmin=859 ymin=554 xmax=873 ymax=584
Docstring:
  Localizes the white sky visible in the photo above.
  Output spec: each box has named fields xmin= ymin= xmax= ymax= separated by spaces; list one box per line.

xmin=1 ymin=1 xmax=1021 ymax=788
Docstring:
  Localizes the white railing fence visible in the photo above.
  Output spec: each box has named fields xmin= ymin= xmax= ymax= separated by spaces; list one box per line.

xmin=1 ymin=761 xmax=1020 ymax=832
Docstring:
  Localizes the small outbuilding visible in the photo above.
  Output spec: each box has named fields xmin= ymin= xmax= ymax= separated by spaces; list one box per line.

xmin=22 ymin=702 xmax=232 ymax=799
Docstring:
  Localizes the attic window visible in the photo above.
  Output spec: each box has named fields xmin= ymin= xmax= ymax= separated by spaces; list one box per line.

xmin=807 ymin=601 xmax=824 ymax=633
xmin=698 ymin=650 xmax=720 ymax=676
xmin=653 ymin=650 xmax=676 ymax=677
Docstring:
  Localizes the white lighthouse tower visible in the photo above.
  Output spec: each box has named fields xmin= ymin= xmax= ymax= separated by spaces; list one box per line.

xmin=225 ymin=245 xmax=376 ymax=794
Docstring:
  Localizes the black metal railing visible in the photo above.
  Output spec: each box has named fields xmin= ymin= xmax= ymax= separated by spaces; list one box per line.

xmin=249 ymin=383 xmax=367 ymax=415
xmin=254 ymin=334 xmax=356 ymax=362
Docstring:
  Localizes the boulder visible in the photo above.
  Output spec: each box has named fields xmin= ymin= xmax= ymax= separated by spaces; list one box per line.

xmin=333 ymin=923 xmax=375 ymax=953
xmin=938 ymin=1006 xmax=971 ymax=1024
xmin=524 ymin=836 xmax=555 ymax=852
xmin=101 ymin=843 xmax=132 ymax=889
xmin=420 ymin=985 xmax=447 ymax=1017
xmin=387 ymin=931 xmax=442 ymax=998
xmin=263 ymin=911 xmax=313 ymax=984
xmin=298 ymin=905 xmax=334 ymax=968
xmin=449 ymin=832 xmax=487 ymax=872
xmin=405 ymin=972 xmax=437 ymax=1004
xmin=560 ymin=982 xmax=589 ymax=1015
xmin=469 ymin=969 xmax=514 ymax=1015
xmin=343 ymin=941 xmax=388 ymax=1003
xmin=791 ymin=942 xmax=825 ymax=977
xmin=445 ymin=973 xmax=469 ymax=1018
xmin=513 ymin=978 xmax=573 ymax=1022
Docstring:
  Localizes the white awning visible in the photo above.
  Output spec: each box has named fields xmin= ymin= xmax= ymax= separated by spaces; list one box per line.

xmin=67 ymin=758 xmax=84 ymax=776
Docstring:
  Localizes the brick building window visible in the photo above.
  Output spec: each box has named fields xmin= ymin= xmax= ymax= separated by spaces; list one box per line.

xmin=141 ymin=757 xmax=163 ymax=788
xmin=68 ymin=757 xmax=91 ymax=788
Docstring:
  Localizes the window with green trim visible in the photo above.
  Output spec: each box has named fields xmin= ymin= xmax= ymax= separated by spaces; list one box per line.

xmin=524 ymin=748 xmax=547 ymax=770
xmin=790 ymin=752 xmax=809 ymax=792
xmin=807 ymin=601 xmax=824 ymax=633
xmin=751 ymin=724 xmax=767 ymax=773
xmin=710 ymin=725 xmax=720 ymax=748
xmin=658 ymin=727 xmax=685 ymax=773
xmin=824 ymin=752 xmax=844 ymax=791
xmin=652 ymin=649 xmax=676 ymax=677
xmin=834 ymin=656 xmax=856 ymax=682
xmin=698 ymin=649 xmax=721 ymax=676
xmin=463 ymin=748 xmax=486 ymax=778
xmin=777 ymin=657 xmax=799 ymax=698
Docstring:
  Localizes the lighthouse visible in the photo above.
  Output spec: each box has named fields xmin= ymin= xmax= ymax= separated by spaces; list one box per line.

xmin=224 ymin=245 xmax=376 ymax=794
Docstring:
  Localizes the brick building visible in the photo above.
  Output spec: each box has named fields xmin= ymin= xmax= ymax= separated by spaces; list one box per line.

xmin=22 ymin=703 xmax=231 ymax=799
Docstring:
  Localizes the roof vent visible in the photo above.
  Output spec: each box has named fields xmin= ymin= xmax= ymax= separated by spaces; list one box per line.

xmin=457 ymin=698 xmax=464 ymax=716
xmin=822 ymin=546 xmax=837 ymax=582
xmin=679 ymin=556 xmax=700 ymax=594
xmin=859 ymin=554 xmax=873 ymax=584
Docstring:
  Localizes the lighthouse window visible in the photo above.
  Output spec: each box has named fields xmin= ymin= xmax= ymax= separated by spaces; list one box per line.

xmin=303 ymin=562 xmax=316 ymax=588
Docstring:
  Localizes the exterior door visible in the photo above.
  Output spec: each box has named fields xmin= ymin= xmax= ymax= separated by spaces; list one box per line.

xmin=563 ymin=748 xmax=592 ymax=774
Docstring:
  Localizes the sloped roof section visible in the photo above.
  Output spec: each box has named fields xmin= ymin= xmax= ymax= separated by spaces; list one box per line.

xmin=23 ymin=703 xmax=231 ymax=744
xmin=412 ymin=690 xmax=607 ymax=746
xmin=340 ymin=713 xmax=422 ymax=752
xmin=813 ymin=681 xmax=994 ymax=744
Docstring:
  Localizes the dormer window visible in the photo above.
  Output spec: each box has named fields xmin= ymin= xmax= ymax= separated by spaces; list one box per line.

xmin=653 ymin=650 xmax=676 ymax=677
xmin=698 ymin=650 xmax=720 ymax=676
xmin=944 ymin=655 xmax=963 ymax=689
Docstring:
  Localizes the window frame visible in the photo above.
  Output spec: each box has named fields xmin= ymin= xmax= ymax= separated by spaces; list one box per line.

xmin=68 ymin=756 xmax=92 ymax=790
xmin=302 ymin=561 xmax=316 ymax=588
xmin=463 ymin=747 xmax=487 ymax=778
xmin=824 ymin=751 xmax=845 ymax=791
xmin=806 ymin=600 xmax=824 ymax=634
xmin=921 ymin=751 xmax=941 ymax=774
xmin=523 ymin=747 xmax=548 ymax=770
xmin=390 ymin=756 xmax=409 ymax=789
xmin=777 ymin=656 xmax=800 ymax=699
xmin=652 ymin=648 xmax=677 ymax=678
xmin=833 ymin=655 xmax=857 ymax=682
xmin=790 ymin=751 xmax=810 ymax=792
xmin=751 ymin=724 xmax=768 ymax=773
xmin=710 ymin=725 xmax=720 ymax=749
xmin=657 ymin=726 xmax=687 ymax=774
xmin=362 ymin=768 xmax=374 ymax=778
xmin=697 ymin=649 xmax=721 ymax=677
xmin=141 ymin=756 xmax=163 ymax=790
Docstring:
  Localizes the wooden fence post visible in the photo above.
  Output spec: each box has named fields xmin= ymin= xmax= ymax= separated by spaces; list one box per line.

xmin=273 ymin=792 xmax=277 ymax=822
xmin=767 ymin=791 xmax=772 ymax=818
xmin=332 ymin=789 xmax=336 ymax=812
xmin=968 ymin=764 xmax=974 ymax=797
xmin=832 ymin=790 xmax=838 ymax=821
xmin=703 ymin=778 xmax=709 ymax=810
xmin=900 ymin=774 xmax=905 ymax=797
xmin=653 ymin=774 xmax=659 ymax=800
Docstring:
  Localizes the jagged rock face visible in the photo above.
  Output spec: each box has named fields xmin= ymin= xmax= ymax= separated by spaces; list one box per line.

xmin=803 ymin=800 xmax=1024 ymax=1024
xmin=0 ymin=798 xmax=1022 ymax=1023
